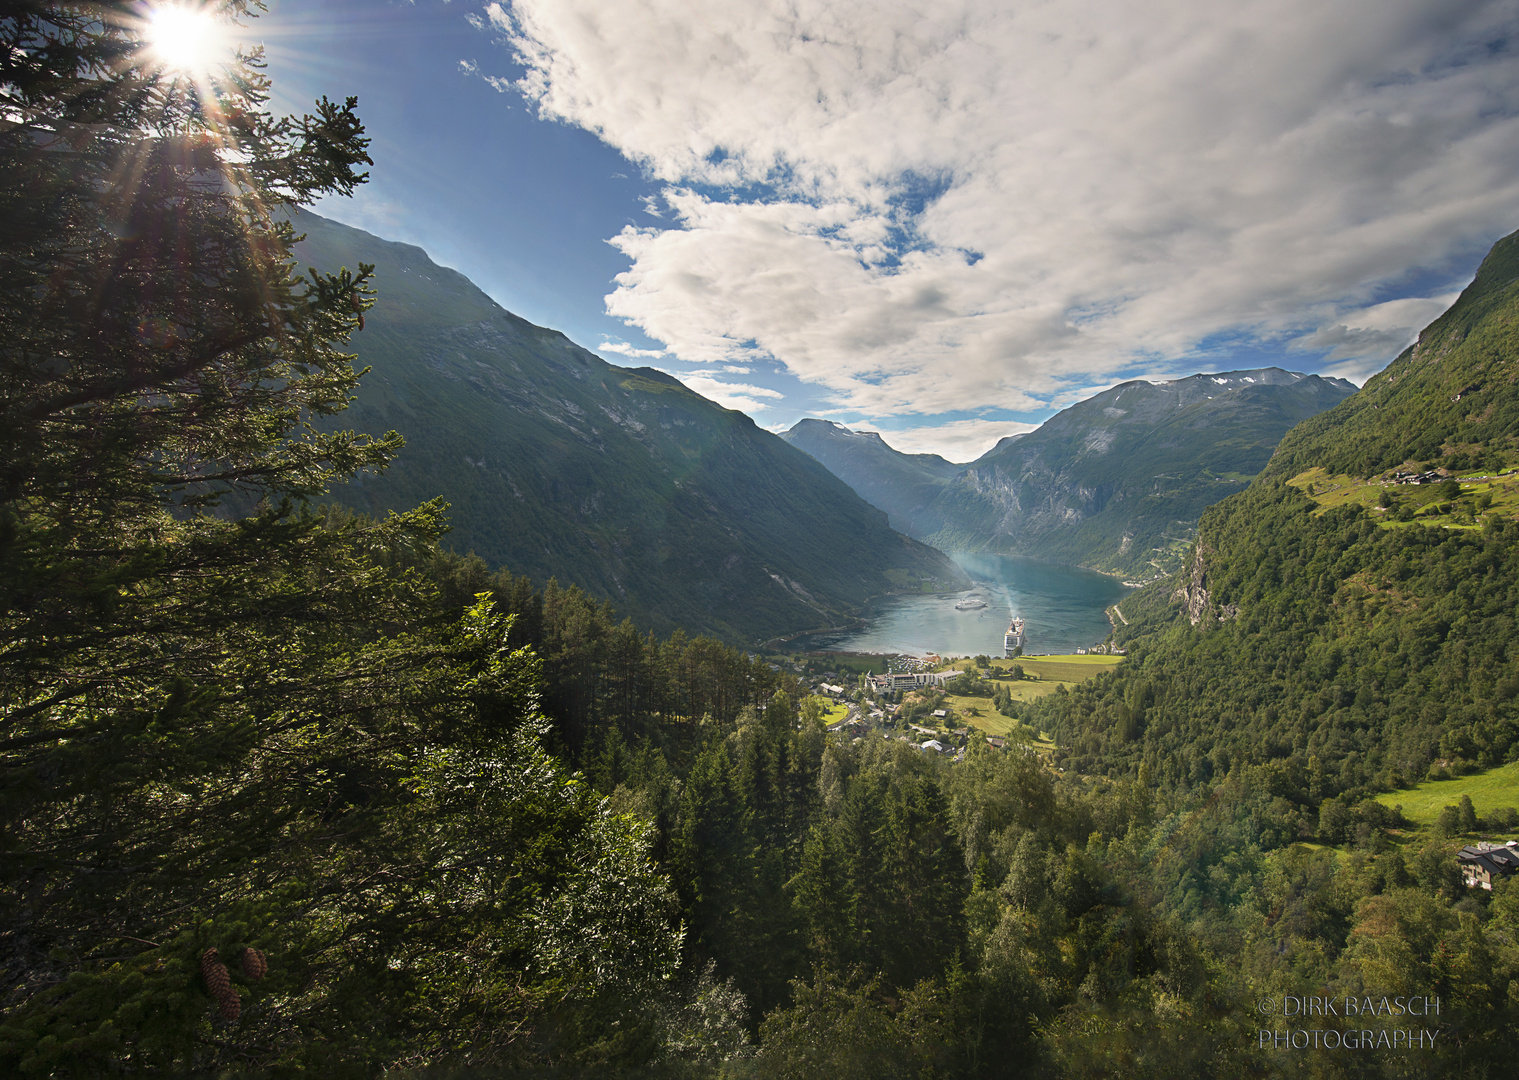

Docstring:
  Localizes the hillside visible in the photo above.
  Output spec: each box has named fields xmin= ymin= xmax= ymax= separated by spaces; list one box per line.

xmin=1031 ymin=228 xmax=1519 ymax=814
xmin=780 ymin=419 xmax=962 ymax=534
xmin=290 ymin=211 xmax=967 ymax=642
xmin=1265 ymin=227 xmax=1519 ymax=480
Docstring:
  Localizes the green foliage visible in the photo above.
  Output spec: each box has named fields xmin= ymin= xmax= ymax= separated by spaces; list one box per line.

xmin=0 ymin=7 xmax=684 ymax=1074
xmin=793 ymin=742 xmax=968 ymax=990
xmin=944 ymin=671 xmax=986 ymax=696
xmin=1034 ymin=480 xmax=1519 ymax=800
xmin=734 ymin=968 xmax=949 ymax=1079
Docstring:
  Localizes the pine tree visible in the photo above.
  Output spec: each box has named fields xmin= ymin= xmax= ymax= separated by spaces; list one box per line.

xmin=0 ymin=6 xmax=679 ymax=1072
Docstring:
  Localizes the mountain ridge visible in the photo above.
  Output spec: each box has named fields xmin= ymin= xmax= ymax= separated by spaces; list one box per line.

xmin=784 ymin=368 xmax=1356 ymax=579
xmin=780 ymin=419 xmax=963 ymax=536
xmin=290 ymin=211 xmax=968 ymax=643
xmin=1264 ymin=227 xmax=1519 ymax=480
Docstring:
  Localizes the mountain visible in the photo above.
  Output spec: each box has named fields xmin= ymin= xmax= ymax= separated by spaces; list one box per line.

xmin=784 ymin=371 xmax=1355 ymax=581
xmin=1265 ymin=229 xmax=1519 ymax=480
xmin=930 ymin=369 xmax=1356 ymax=577
xmin=289 ymin=211 xmax=967 ymax=642
xmin=1033 ymin=227 xmax=1519 ymax=802
xmin=780 ymin=419 xmax=962 ymax=534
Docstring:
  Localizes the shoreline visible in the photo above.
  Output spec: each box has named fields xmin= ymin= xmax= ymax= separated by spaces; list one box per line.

xmin=764 ymin=554 xmax=1153 ymax=656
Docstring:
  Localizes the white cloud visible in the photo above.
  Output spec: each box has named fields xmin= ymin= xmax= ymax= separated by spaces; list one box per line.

xmin=674 ymin=373 xmax=785 ymax=413
xmin=860 ymin=418 xmax=1038 ymax=464
xmin=491 ymin=0 xmax=1519 ymax=419
xmin=597 ymin=340 xmax=666 ymax=360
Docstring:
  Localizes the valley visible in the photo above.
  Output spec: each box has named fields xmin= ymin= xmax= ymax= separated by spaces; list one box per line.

xmin=786 ymin=553 xmax=1130 ymax=658
xmin=10 ymin=11 xmax=1519 ymax=1074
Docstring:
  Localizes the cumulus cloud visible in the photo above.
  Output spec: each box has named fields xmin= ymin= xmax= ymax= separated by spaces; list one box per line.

xmin=486 ymin=0 xmax=1519 ymax=420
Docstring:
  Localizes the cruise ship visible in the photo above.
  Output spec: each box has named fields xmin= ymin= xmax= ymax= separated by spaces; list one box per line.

xmin=1004 ymin=617 xmax=1026 ymax=656
xmin=954 ymin=596 xmax=988 ymax=611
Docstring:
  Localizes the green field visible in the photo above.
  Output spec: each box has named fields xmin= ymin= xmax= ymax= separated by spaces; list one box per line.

xmin=1289 ymin=465 xmax=1519 ymax=531
xmin=994 ymin=654 xmax=1124 ymax=684
xmin=1373 ymin=760 xmax=1519 ymax=826
xmin=988 ymin=653 xmax=1123 ymax=670
xmin=938 ymin=698 xmax=1053 ymax=744
xmin=792 ymin=652 xmax=892 ymax=677
xmin=942 ymin=697 xmax=1016 ymax=736
xmin=813 ymin=697 xmax=849 ymax=724
xmin=939 ymin=655 xmax=1122 ymax=739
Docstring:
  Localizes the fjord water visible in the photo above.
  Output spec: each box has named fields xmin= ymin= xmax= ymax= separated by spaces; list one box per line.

xmin=790 ymin=553 xmax=1132 ymax=657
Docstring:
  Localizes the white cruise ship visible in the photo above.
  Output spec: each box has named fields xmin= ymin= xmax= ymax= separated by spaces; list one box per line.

xmin=1004 ymin=617 xmax=1026 ymax=656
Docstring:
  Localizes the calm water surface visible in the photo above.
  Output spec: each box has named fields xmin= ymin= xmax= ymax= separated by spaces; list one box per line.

xmin=793 ymin=554 xmax=1132 ymax=657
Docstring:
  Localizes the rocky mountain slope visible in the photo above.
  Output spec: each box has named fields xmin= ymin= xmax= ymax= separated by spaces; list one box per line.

xmin=932 ymin=369 xmax=1356 ymax=578
xmin=291 ymin=211 xmax=967 ymax=642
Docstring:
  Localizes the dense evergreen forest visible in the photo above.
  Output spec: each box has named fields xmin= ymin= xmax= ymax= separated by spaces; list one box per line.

xmin=5 ymin=5 xmax=1519 ymax=1078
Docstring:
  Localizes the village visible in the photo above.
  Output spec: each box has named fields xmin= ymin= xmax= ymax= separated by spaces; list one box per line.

xmin=786 ymin=617 xmax=1130 ymax=761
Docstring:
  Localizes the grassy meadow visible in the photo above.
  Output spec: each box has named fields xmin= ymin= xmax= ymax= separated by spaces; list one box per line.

xmin=950 ymin=654 xmax=1125 ymax=740
xmin=1289 ymin=465 xmax=1519 ymax=531
xmin=1373 ymin=759 xmax=1519 ymax=827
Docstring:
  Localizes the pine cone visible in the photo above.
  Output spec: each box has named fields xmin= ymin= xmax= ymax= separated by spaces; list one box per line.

xmin=239 ymin=946 xmax=267 ymax=981
xmin=200 ymin=947 xmax=240 ymax=1021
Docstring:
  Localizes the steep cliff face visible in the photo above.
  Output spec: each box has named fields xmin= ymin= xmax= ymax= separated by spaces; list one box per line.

xmin=1170 ymin=539 xmax=1243 ymax=626
xmin=1172 ymin=542 xmax=1213 ymax=625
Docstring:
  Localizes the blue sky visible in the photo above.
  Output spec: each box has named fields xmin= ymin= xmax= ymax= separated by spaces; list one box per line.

xmin=248 ymin=0 xmax=1519 ymax=460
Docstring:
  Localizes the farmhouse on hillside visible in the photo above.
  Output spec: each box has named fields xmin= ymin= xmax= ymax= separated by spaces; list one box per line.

xmin=1457 ymin=841 xmax=1519 ymax=890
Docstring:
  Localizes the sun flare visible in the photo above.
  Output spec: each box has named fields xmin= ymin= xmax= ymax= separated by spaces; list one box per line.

xmin=144 ymin=4 xmax=228 ymax=75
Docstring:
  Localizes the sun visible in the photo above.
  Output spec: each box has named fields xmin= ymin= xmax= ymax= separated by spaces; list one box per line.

xmin=143 ymin=4 xmax=229 ymax=75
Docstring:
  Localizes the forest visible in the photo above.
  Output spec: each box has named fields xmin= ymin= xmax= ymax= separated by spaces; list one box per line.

xmin=4 ymin=4 xmax=1519 ymax=1078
